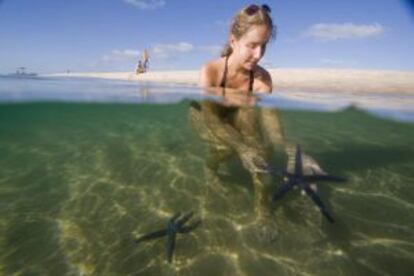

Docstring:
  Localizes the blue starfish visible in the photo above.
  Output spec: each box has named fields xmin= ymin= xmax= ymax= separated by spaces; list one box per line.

xmin=269 ymin=145 xmax=346 ymax=223
xmin=135 ymin=212 xmax=201 ymax=263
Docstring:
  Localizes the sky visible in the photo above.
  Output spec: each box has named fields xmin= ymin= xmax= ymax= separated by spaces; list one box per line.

xmin=0 ymin=0 xmax=413 ymax=74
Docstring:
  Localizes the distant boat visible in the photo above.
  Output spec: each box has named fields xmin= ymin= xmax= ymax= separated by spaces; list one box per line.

xmin=1 ymin=67 xmax=38 ymax=79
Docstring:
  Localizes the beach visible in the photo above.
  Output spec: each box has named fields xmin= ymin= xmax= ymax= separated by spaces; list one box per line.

xmin=48 ymin=69 xmax=414 ymax=95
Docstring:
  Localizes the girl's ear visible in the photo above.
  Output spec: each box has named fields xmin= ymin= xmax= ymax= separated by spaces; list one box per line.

xmin=229 ymin=34 xmax=237 ymax=48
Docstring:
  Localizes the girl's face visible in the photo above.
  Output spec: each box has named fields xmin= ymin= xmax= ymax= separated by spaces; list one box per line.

xmin=231 ymin=24 xmax=270 ymax=71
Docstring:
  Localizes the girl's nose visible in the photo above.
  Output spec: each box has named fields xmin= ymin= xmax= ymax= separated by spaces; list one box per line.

xmin=253 ymin=46 xmax=263 ymax=59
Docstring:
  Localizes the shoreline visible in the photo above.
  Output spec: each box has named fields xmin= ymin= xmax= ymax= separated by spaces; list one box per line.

xmin=46 ymin=68 xmax=414 ymax=95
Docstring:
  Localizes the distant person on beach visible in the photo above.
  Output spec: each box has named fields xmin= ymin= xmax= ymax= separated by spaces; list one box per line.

xmin=200 ymin=4 xmax=274 ymax=94
xmin=136 ymin=60 xmax=145 ymax=74
xmin=142 ymin=49 xmax=149 ymax=72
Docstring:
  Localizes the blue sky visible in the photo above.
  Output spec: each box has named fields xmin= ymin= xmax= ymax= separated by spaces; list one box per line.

xmin=0 ymin=0 xmax=413 ymax=73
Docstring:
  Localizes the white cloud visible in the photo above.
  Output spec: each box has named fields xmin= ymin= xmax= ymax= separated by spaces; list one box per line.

xmin=101 ymin=49 xmax=140 ymax=62
xmin=321 ymin=58 xmax=358 ymax=67
xmin=305 ymin=23 xmax=385 ymax=41
xmin=123 ymin=0 xmax=165 ymax=10
xmin=151 ymin=42 xmax=194 ymax=59
xmin=199 ymin=45 xmax=222 ymax=55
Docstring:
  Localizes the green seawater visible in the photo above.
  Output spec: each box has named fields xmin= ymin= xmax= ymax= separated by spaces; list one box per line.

xmin=0 ymin=101 xmax=413 ymax=276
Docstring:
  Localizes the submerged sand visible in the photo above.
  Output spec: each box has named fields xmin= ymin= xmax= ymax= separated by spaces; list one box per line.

xmin=48 ymin=69 xmax=414 ymax=95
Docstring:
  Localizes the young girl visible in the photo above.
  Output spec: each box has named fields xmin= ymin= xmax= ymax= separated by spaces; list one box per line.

xmin=190 ymin=4 xmax=282 ymax=241
xmin=194 ymin=5 xmax=326 ymax=240
xmin=200 ymin=4 xmax=275 ymax=94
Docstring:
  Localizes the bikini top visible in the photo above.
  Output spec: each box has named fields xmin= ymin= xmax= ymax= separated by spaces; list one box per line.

xmin=219 ymin=55 xmax=254 ymax=94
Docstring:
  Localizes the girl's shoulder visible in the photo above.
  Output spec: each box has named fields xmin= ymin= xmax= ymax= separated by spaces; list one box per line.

xmin=200 ymin=57 xmax=226 ymax=87
xmin=253 ymin=65 xmax=273 ymax=93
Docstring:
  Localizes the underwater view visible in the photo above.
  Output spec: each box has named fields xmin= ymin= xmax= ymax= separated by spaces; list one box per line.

xmin=0 ymin=77 xmax=413 ymax=275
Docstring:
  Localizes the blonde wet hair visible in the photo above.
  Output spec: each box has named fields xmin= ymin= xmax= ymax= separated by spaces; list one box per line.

xmin=221 ymin=4 xmax=276 ymax=57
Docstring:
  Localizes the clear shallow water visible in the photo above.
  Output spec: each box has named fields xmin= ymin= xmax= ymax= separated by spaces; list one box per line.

xmin=0 ymin=77 xmax=413 ymax=275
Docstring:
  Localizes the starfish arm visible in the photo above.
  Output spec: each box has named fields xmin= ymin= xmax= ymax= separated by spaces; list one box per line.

xmin=175 ymin=212 xmax=194 ymax=228
xmin=178 ymin=219 xmax=202 ymax=234
xmin=305 ymin=174 xmax=347 ymax=183
xmin=170 ymin=212 xmax=181 ymax=224
xmin=303 ymin=185 xmax=335 ymax=223
xmin=166 ymin=212 xmax=182 ymax=234
xmin=135 ymin=229 xmax=168 ymax=243
xmin=294 ymin=145 xmax=304 ymax=176
xmin=272 ymin=181 xmax=294 ymax=202
xmin=166 ymin=232 xmax=176 ymax=263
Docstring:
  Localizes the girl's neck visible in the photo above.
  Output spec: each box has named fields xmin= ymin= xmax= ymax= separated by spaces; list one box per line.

xmin=227 ymin=54 xmax=250 ymax=76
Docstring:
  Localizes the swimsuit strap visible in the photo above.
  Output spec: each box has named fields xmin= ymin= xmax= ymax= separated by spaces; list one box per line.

xmin=219 ymin=55 xmax=255 ymax=95
xmin=219 ymin=55 xmax=229 ymax=89
xmin=248 ymin=70 xmax=254 ymax=94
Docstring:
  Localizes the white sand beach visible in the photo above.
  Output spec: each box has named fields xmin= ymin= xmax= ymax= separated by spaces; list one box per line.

xmin=48 ymin=69 xmax=414 ymax=95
